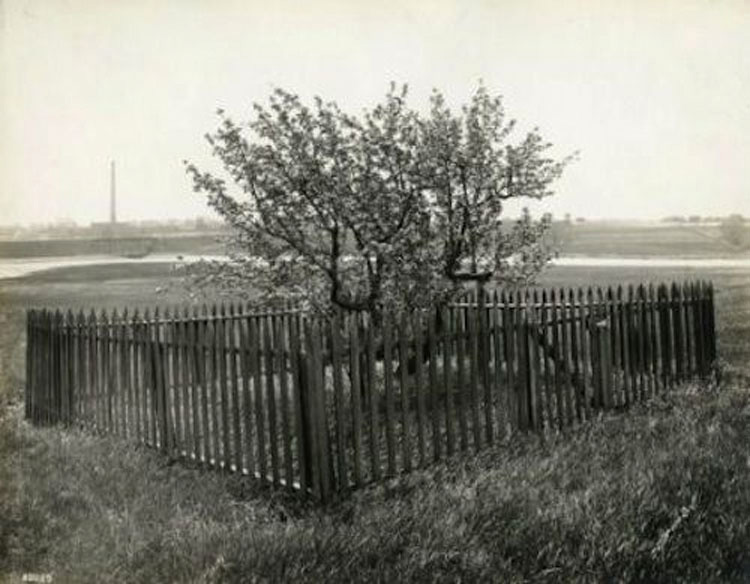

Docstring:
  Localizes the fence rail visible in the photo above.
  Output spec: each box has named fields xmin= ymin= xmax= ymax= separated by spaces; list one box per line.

xmin=25 ymin=281 xmax=717 ymax=502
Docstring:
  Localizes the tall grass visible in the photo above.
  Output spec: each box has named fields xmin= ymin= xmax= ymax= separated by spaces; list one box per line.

xmin=3 ymin=264 xmax=750 ymax=582
xmin=3 ymin=377 xmax=750 ymax=582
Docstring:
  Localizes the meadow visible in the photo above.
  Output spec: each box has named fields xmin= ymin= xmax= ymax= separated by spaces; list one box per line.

xmin=1 ymin=259 xmax=750 ymax=582
xmin=556 ymin=221 xmax=750 ymax=258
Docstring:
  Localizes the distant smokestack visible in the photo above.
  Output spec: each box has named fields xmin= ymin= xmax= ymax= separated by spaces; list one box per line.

xmin=110 ymin=160 xmax=116 ymax=224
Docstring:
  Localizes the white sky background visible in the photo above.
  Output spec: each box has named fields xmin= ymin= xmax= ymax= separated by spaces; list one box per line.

xmin=1 ymin=0 xmax=748 ymax=226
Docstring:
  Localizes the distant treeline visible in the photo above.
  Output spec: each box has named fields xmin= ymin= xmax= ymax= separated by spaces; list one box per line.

xmin=661 ymin=214 xmax=745 ymax=224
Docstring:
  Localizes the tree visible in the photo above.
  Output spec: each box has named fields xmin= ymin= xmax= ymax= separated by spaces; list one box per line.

xmin=719 ymin=214 xmax=747 ymax=249
xmin=185 ymin=83 xmax=574 ymax=318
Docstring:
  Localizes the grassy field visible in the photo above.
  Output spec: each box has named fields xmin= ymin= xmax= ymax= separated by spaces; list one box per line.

xmin=0 ymin=233 xmax=226 ymax=259
xmin=556 ymin=221 xmax=750 ymax=258
xmin=1 ymin=261 xmax=750 ymax=582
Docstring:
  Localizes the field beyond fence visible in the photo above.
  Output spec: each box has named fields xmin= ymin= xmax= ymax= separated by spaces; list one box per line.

xmin=25 ymin=281 xmax=716 ymax=502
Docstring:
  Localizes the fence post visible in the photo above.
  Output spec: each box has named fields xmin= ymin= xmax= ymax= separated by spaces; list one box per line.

xmin=52 ymin=310 xmax=61 ymax=425
xmin=597 ymin=318 xmax=612 ymax=410
xmin=707 ymin=281 xmax=717 ymax=371
xmin=590 ymin=292 xmax=602 ymax=410
xmin=329 ymin=312 xmax=348 ymax=490
xmin=39 ymin=311 xmax=45 ymax=424
xmin=38 ymin=310 xmax=44 ymax=425
xmin=647 ymin=284 xmax=660 ymax=395
xmin=316 ymin=320 xmax=334 ymax=499
xmin=25 ymin=311 xmax=30 ymax=420
xmin=48 ymin=310 xmax=56 ymax=425
xmin=299 ymin=324 xmax=315 ymax=494
xmin=696 ymin=282 xmax=705 ymax=377
xmin=101 ymin=310 xmax=112 ymax=434
xmin=31 ymin=310 xmax=39 ymax=424
xmin=569 ymin=288 xmax=583 ymax=421
xmin=703 ymin=282 xmax=710 ymax=368
xmin=303 ymin=320 xmax=333 ymax=502
xmin=515 ymin=293 xmax=529 ymax=432
xmin=152 ymin=309 xmax=171 ymax=454
xmin=658 ymin=285 xmax=672 ymax=390
xmin=25 ymin=311 xmax=33 ymax=422
xmin=289 ymin=313 xmax=311 ymax=492
xmin=60 ymin=311 xmax=69 ymax=426
xmin=42 ymin=310 xmax=49 ymax=425
xmin=682 ymin=282 xmax=694 ymax=379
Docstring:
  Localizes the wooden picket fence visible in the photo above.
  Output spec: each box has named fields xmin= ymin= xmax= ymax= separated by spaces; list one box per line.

xmin=25 ymin=281 xmax=717 ymax=502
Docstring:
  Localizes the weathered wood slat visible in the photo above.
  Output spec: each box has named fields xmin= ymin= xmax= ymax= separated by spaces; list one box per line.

xmin=349 ymin=313 xmax=364 ymax=486
xmin=398 ymin=313 xmax=413 ymax=472
xmin=707 ymin=282 xmax=717 ymax=367
xmin=519 ymin=304 xmax=531 ymax=431
xmin=491 ymin=302 xmax=507 ymax=439
xmin=311 ymin=320 xmax=333 ymax=501
xmin=118 ymin=311 xmax=129 ymax=440
xmin=693 ymin=282 xmax=706 ymax=377
xmin=540 ymin=291 xmax=554 ymax=431
xmin=155 ymin=309 xmax=171 ymax=453
xmin=581 ymin=289 xmax=593 ymax=420
xmin=479 ymin=294 xmax=494 ymax=444
xmin=623 ymin=286 xmax=635 ymax=403
xmin=275 ymin=315 xmax=294 ymax=489
xmin=644 ymin=286 xmax=654 ymax=397
xmin=467 ymin=304 xmax=482 ymax=449
xmin=167 ymin=310 xmax=181 ymax=455
xmin=131 ymin=312 xmax=142 ymax=443
xmin=226 ymin=306 xmax=240 ymax=471
xmin=412 ymin=311 xmax=427 ymax=466
xmin=382 ymin=312 xmax=398 ymax=476
xmin=237 ymin=306 xmax=255 ymax=475
xmin=179 ymin=308 xmax=193 ymax=459
xmin=657 ymin=285 xmax=671 ymax=390
xmin=591 ymin=289 xmax=603 ymax=409
xmin=197 ymin=307 xmax=211 ymax=465
xmin=454 ymin=306 xmax=469 ymax=449
xmin=263 ymin=316 xmax=280 ymax=485
xmin=682 ymin=282 xmax=694 ymax=379
xmin=638 ymin=286 xmax=649 ymax=400
xmin=568 ymin=289 xmax=582 ymax=422
xmin=442 ymin=306 xmax=456 ymax=455
xmin=427 ymin=309 xmax=442 ymax=460
xmin=648 ymin=284 xmax=660 ymax=396
xmin=330 ymin=313 xmax=348 ymax=489
xmin=288 ymin=313 xmax=307 ymax=492
xmin=502 ymin=293 xmax=517 ymax=432
xmin=550 ymin=290 xmax=565 ymax=430
xmin=367 ymin=318 xmax=383 ymax=478
xmin=250 ymin=315 xmax=267 ymax=480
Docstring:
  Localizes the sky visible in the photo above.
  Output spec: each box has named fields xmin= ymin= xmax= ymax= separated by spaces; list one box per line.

xmin=1 ymin=0 xmax=749 ymax=226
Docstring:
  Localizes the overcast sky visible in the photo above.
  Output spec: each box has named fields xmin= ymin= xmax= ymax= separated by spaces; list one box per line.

xmin=1 ymin=0 xmax=749 ymax=226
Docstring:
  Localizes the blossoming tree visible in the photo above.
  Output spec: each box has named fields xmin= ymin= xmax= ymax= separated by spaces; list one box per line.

xmin=185 ymin=83 xmax=574 ymax=319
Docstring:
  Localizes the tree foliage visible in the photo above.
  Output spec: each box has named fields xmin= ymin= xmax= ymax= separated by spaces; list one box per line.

xmin=185 ymin=83 xmax=574 ymax=315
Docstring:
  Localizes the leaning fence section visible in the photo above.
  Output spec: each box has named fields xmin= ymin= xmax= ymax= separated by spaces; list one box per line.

xmin=25 ymin=281 xmax=717 ymax=502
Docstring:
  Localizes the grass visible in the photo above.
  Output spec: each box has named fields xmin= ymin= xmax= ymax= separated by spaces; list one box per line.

xmin=557 ymin=222 xmax=750 ymax=258
xmin=1 ymin=261 xmax=750 ymax=582
xmin=0 ymin=233 xmax=225 ymax=259
xmin=4 ymin=379 xmax=750 ymax=582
